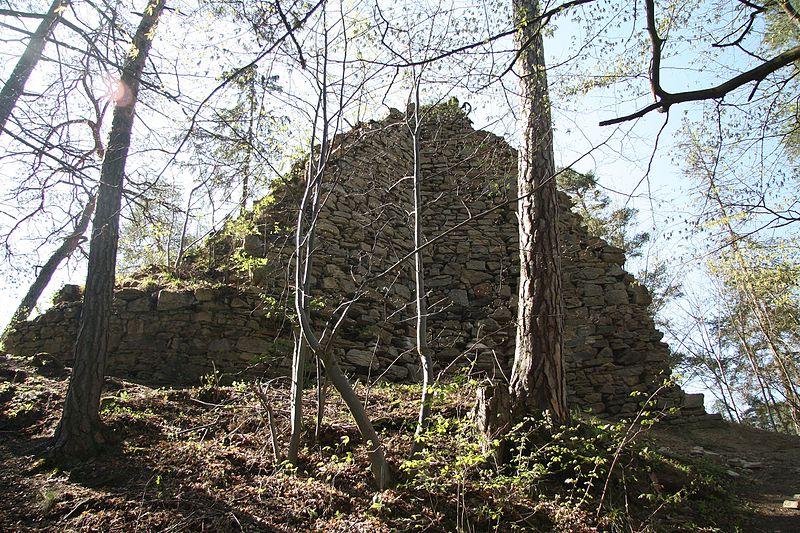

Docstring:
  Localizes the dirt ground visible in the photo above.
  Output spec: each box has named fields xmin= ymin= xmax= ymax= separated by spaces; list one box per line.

xmin=647 ymin=418 xmax=800 ymax=533
xmin=1 ymin=353 xmax=799 ymax=532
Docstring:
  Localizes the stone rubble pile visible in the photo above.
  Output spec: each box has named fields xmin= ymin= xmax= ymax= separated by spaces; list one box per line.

xmin=4 ymin=108 xmax=705 ymax=418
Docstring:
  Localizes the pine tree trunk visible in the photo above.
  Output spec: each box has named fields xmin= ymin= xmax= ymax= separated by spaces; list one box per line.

xmin=0 ymin=0 xmax=69 ymax=136
xmin=49 ymin=0 xmax=165 ymax=462
xmin=509 ymin=0 xmax=568 ymax=422
xmin=1 ymin=195 xmax=96 ymax=343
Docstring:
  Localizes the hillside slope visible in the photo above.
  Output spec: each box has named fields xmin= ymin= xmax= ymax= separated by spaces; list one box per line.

xmin=1 ymin=354 xmax=798 ymax=531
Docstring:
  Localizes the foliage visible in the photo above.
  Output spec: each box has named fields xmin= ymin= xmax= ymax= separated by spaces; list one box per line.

xmin=118 ymin=181 xmax=187 ymax=273
xmin=184 ymin=63 xmax=288 ymax=214
xmin=670 ymin=113 xmax=800 ymax=434
xmin=558 ymin=168 xmax=650 ymax=258
xmin=400 ymin=404 xmax=736 ymax=532
xmin=710 ymin=238 xmax=800 ymax=433
xmin=760 ymin=3 xmax=800 ymax=160
xmin=670 ymin=237 xmax=800 ymax=434
xmin=419 ymin=97 xmax=471 ymax=122
xmin=0 ymin=353 xmax=768 ymax=532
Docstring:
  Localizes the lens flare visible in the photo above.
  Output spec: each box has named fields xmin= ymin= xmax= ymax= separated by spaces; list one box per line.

xmin=101 ymin=75 xmax=133 ymax=107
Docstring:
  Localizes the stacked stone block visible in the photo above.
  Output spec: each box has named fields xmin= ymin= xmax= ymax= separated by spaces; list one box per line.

xmin=4 ymin=109 xmax=703 ymax=417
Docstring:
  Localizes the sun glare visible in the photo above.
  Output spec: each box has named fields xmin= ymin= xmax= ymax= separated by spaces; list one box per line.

xmin=100 ymin=75 xmax=133 ymax=107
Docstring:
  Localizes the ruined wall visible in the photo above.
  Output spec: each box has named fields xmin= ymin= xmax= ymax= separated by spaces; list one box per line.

xmin=7 ymin=285 xmax=293 ymax=384
xmin=4 ymin=109 xmax=705 ymax=417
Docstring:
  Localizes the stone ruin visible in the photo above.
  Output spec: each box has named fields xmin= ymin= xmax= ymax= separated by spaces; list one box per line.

xmin=4 ymin=107 xmax=706 ymax=418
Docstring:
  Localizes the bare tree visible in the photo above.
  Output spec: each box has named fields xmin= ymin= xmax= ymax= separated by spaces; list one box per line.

xmin=0 ymin=0 xmax=69 ymax=136
xmin=1 ymin=192 xmax=95 ymax=342
xmin=50 ymin=0 xmax=166 ymax=461
xmin=285 ymin=3 xmax=393 ymax=489
xmin=406 ymin=91 xmax=435 ymax=458
xmin=601 ymin=0 xmax=800 ymax=126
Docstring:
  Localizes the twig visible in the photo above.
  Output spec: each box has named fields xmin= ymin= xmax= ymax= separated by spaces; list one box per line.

xmin=173 ymin=418 xmax=221 ymax=436
xmin=252 ymin=383 xmax=282 ymax=463
xmin=62 ymin=497 xmax=92 ymax=521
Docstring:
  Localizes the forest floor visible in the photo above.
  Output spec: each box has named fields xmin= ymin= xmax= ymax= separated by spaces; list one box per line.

xmin=0 ymin=353 xmax=798 ymax=532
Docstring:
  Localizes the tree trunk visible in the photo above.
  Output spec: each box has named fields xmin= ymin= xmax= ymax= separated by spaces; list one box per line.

xmin=509 ymin=0 xmax=568 ymax=422
xmin=0 ymin=0 xmax=69 ymax=136
xmin=1 ymin=194 xmax=96 ymax=343
xmin=408 ymin=99 xmax=434 ymax=458
xmin=240 ymin=75 xmax=256 ymax=216
xmin=291 ymin=147 xmax=393 ymax=489
xmin=49 ymin=0 xmax=165 ymax=462
xmin=288 ymin=155 xmax=320 ymax=465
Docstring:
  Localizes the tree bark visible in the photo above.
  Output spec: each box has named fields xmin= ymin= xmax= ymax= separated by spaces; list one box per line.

xmin=1 ymin=194 xmax=96 ymax=343
xmin=408 ymin=99 xmax=434 ymax=458
xmin=49 ymin=0 xmax=165 ymax=462
xmin=291 ymin=164 xmax=393 ymax=488
xmin=509 ymin=0 xmax=568 ymax=422
xmin=0 ymin=0 xmax=69 ymax=136
xmin=287 ymin=152 xmax=320 ymax=465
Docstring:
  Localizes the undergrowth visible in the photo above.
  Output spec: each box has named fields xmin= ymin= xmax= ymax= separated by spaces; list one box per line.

xmin=398 ymin=406 xmax=738 ymax=532
xmin=0 ymin=355 xmax=742 ymax=532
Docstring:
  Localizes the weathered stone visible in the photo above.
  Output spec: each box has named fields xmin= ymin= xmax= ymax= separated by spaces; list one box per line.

xmin=243 ymin=234 xmax=263 ymax=256
xmin=194 ymin=287 xmax=214 ymax=301
xmin=237 ymin=337 xmax=272 ymax=354
xmin=682 ymin=393 xmax=705 ymax=409
xmin=251 ymin=266 xmax=269 ymax=286
xmin=461 ymin=270 xmax=492 ymax=285
xmin=473 ymin=282 xmax=493 ymax=298
xmin=583 ymin=283 xmax=603 ymax=297
xmin=394 ymin=284 xmax=412 ymax=300
xmin=449 ymin=289 xmax=469 ymax=307
xmin=383 ymin=364 xmax=409 ymax=381
xmin=52 ymin=284 xmax=83 ymax=304
xmin=346 ymin=348 xmax=375 ymax=368
xmin=630 ymin=284 xmax=652 ymax=306
xmin=428 ymin=275 xmax=453 ymax=287
xmin=126 ymin=319 xmax=145 ymax=336
xmin=605 ymin=289 xmax=629 ymax=305
xmin=194 ymin=311 xmax=213 ymax=323
xmin=127 ymin=297 xmax=152 ymax=312
xmin=208 ymin=339 xmax=232 ymax=352
xmin=490 ymin=306 xmax=513 ymax=321
xmin=2 ymin=111 xmax=698 ymax=421
xmin=116 ymin=288 xmax=146 ymax=301
xmin=230 ymin=297 xmax=249 ymax=308
xmin=584 ymin=295 xmax=605 ymax=307
xmin=466 ymin=260 xmax=486 ymax=270
xmin=580 ymin=267 xmax=605 ymax=280
xmin=157 ymin=290 xmax=195 ymax=311
xmin=437 ymin=347 xmax=461 ymax=360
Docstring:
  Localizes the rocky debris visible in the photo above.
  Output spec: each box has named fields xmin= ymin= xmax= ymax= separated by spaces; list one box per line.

xmin=657 ymin=443 xmax=775 ymax=481
xmin=30 ymin=352 xmax=66 ymax=377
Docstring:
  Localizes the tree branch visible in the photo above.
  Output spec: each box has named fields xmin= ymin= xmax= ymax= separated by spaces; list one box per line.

xmin=601 ymin=0 xmax=800 ymax=126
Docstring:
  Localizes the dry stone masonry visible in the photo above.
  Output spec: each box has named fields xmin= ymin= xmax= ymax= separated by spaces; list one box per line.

xmin=5 ymin=107 xmax=705 ymax=418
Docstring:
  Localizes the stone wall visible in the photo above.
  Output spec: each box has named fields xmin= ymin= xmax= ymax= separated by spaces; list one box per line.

xmin=7 ymin=285 xmax=292 ymax=384
xmin=4 ymin=108 xmax=704 ymax=417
